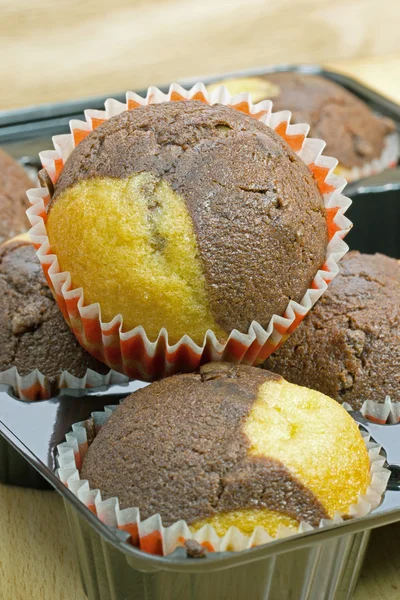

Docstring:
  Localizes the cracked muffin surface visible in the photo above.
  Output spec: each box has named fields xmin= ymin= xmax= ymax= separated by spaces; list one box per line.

xmin=47 ymin=100 xmax=328 ymax=345
xmin=81 ymin=362 xmax=370 ymax=536
xmin=0 ymin=236 xmax=108 ymax=380
xmin=207 ymin=73 xmax=396 ymax=169
xmin=264 ymin=252 xmax=400 ymax=409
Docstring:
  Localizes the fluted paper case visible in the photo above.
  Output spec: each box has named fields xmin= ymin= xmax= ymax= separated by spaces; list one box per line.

xmin=0 ymin=381 xmax=399 ymax=600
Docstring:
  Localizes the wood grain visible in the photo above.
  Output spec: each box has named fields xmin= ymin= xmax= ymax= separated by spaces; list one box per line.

xmin=1 ymin=0 xmax=400 ymax=110
xmin=0 ymin=482 xmax=400 ymax=600
xmin=0 ymin=484 xmax=84 ymax=600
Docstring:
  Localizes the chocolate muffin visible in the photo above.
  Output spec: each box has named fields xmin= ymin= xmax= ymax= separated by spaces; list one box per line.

xmin=207 ymin=73 xmax=396 ymax=170
xmin=0 ymin=148 xmax=32 ymax=243
xmin=264 ymin=252 xmax=400 ymax=409
xmin=0 ymin=235 xmax=109 ymax=382
xmin=46 ymin=100 xmax=328 ymax=345
xmin=81 ymin=362 xmax=370 ymax=536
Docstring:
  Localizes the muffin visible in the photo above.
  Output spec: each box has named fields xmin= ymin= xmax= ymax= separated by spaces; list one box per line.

xmin=207 ymin=73 xmax=396 ymax=174
xmin=264 ymin=252 xmax=400 ymax=409
xmin=45 ymin=100 xmax=328 ymax=346
xmin=0 ymin=148 xmax=32 ymax=243
xmin=0 ymin=235 xmax=109 ymax=384
xmin=81 ymin=362 xmax=370 ymax=536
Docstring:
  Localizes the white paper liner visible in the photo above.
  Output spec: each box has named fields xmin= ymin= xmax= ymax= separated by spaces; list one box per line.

xmin=0 ymin=367 xmax=128 ymax=401
xmin=335 ymin=132 xmax=399 ymax=182
xmin=56 ymin=404 xmax=390 ymax=556
xmin=26 ymin=83 xmax=353 ymax=380
xmin=343 ymin=396 xmax=400 ymax=424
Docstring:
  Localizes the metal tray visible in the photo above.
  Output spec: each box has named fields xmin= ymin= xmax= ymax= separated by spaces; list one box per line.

xmin=1 ymin=63 xmax=400 ymax=164
xmin=0 ymin=64 xmax=399 ymax=599
xmin=0 ymin=380 xmax=399 ymax=600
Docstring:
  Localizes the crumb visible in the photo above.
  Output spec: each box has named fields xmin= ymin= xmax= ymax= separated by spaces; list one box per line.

xmin=184 ymin=539 xmax=207 ymax=558
xmin=83 ymin=417 xmax=96 ymax=445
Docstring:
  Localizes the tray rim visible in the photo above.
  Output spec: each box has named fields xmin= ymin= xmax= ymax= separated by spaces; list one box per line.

xmin=1 ymin=63 xmax=400 ymax=146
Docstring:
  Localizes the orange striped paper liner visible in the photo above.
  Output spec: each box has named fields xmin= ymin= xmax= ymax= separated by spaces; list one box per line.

xmin=27 ymin=83 xmax=353 ymax=381
xmin=56 ymin=403 xmax=390 ymax=556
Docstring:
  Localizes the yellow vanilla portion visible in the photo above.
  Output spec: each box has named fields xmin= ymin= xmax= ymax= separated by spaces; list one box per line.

xmin=190 ymin=380 xmax=370 ymax=538
xmin=244 ymin=380 xmax=371 ymax=518
xmin=190 ymin=509 xmax=299 ymax=538
xmin=207 ymin=77 xmax=281 ymax=103
xmin=47 ymin=173 xmax=225 ymax=344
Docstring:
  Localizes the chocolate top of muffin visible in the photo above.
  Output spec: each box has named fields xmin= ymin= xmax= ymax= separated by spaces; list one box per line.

xmin=81 ymin=362 xmax=370 ymax=528
xmin=258 ymin=73 xmax=396 ymax=168
xmin=265 ymin=251 xmax=400 ymax=408
xmin=51 ymin=101 xmax=328 ymax=335
xmin=0 ymin=237 xmax=108 ymax=380
xmin=0 ymin=149 xmax=32 ymax=243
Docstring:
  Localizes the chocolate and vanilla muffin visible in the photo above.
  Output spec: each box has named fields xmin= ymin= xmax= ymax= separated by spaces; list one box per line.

xmin=208 ymin=73 xmax=396 ymax=174
xmin=81 ymin=363 xmax=370 ymax=536
xmin=264 ymin=252 xmax=400 ymax=409
xmin=0 ymin=235 xmax=108 ymax=384
xmin=45 ymin=100 xmax=328 ymax=345
xmin=0 ymin=148 xmax=32 ymax=243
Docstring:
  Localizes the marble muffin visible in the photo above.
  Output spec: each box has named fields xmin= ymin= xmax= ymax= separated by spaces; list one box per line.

xmin=81 ymin=362 xmax=370 ymax=536
xmin=264 ymin=252 xmax=400 ymax=409
xmin=45 ymin=100 xmax=328 ymax=346
xmin=0 ymin=236 xmax=108 ymax=383
xmin=0 ymin=148 xmax=32 ymax=243
xmin=207 ymin=73 xmax=396 ymax=171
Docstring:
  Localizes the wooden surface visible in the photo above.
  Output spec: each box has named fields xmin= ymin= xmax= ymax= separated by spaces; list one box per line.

xmin=1 ymin=1 xmax=400 ymax=596
xmin=0 ymin=483 xmax=400 ymax=600
xmin=326 ymin=53 xmax=400 ymax=104
xmin=1 ymin=0 xmax=400 ymax=110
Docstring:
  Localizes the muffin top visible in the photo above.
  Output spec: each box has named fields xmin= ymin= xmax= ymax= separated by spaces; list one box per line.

xmin=47 ymin=101 xmax=328 ymax=343
xmin=265 ymin=251 xmax=400 ymax=408
xmin=81 ymin=362 xmax=370 ymax=534
xmin=0 ymin=149 xmax=32 ymax=243
xmin=0 ymin=236 xmax=108 ymax=380
xmin=208 ymin=73 xmax=396 ymax=168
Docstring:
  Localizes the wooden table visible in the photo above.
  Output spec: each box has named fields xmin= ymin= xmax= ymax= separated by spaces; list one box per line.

xmin=1 ymin=469 xmax=400 ymax=600
xmin=1 ymin=52 xmax=400 ymax=599
xmin=2 ymin=0 xmax=400 ymax=111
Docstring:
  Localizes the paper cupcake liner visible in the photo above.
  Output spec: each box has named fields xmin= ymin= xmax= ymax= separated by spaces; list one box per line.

xmin=335 ymin=132 xmax=399 ymax=182
xmin=0 ymin=367 xmax=128 ymax=401
xmin=343 ymin=396 xmax=400 ymax=425
xmin=27 ymin=83 xmax=352 ymax=380
xmin=0 ymin=235 xmax=128 ymax=399
xmin=56 ymin=404 xmax=390 ymax=557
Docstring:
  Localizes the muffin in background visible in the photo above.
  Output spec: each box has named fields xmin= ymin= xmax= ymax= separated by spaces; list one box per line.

xmin=45 ymin=100 xmax=328 ymax=346
xmin=0 ymin=235 xmax=109 ymax=385
xmin=81 ymin=362 xmax=370 ymax=537
xmin=264 ymin=252 xmax=400 ymax=409
xmin=0 ymin=148 xmax=32 ymax=243
xmin=207 ymin=73 xmax=396 ymax=176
